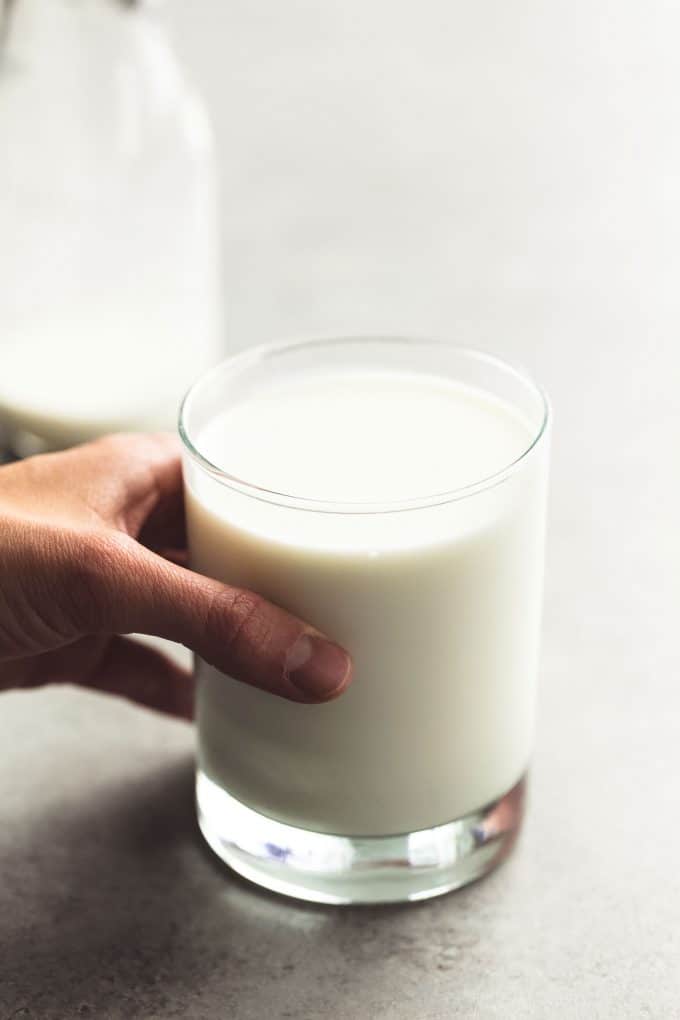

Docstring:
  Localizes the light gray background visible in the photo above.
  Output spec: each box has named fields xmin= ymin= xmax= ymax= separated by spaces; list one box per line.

xmin=2 ymin=1 xmax=679 ymax=1017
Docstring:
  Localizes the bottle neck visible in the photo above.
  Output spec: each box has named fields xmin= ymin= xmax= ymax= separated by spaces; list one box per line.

xmin=0 ymin=0 xmax=153 ymax=60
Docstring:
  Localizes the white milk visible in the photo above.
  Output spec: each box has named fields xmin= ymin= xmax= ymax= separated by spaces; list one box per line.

xmin=186 ymin=370 xmax=548 ymax=836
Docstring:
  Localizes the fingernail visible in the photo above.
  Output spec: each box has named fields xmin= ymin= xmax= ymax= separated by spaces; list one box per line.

xmin=284 ymin=633 xmax=352 ymax=701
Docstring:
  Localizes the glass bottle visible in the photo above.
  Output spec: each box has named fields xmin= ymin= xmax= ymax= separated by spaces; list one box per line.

xmin=0 ymin=0 xmax=224 ymax=453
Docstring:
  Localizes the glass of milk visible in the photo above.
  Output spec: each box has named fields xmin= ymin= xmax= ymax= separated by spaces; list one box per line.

xmin=180 ymin=336 xmax=550 ymax=904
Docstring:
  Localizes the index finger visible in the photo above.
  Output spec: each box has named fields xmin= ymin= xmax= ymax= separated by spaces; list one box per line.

xmin=74 ymin=432 xmax=183 ymax=538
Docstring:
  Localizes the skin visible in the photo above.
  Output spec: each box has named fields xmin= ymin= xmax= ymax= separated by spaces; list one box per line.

xmin=0 ymin=433 xmax=352 ymax=719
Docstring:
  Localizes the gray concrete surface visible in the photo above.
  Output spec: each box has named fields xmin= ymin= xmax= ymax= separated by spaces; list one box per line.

xmin=3 ymin=1 xmax=680 ymax=1017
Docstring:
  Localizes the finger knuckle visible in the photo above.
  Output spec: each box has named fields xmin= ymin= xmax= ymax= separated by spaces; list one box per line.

xmin=90 ymin=432 xmax=140 ymax=465
xmin=94 ymin=431 xmax=138 ymax=451
xmin=208 ymin=587 xmax=270 ymax=659
xmin=60 ymin=531 xmax=134 ymax=632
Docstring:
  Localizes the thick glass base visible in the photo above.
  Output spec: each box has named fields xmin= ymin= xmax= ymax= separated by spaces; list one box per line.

xmin=196 ymin=770 xmax=526 ymax=905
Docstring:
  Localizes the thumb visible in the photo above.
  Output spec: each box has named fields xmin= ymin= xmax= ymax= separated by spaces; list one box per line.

xmin=84 ymin=535 xmax=353 ymax=704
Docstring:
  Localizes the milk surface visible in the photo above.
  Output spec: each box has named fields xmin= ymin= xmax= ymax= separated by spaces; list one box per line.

xmin=186 ymin=370 xmax=548 ymax=836
xmin=198 ymin=373 xmax=530 ymax=503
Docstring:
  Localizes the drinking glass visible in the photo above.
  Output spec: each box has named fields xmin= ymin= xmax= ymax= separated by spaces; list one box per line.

xmin=180 ymin=337 xmax=550 ymax=904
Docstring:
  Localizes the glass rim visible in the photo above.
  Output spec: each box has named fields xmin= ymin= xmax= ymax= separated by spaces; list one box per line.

xmin=178 ymin=335 xmax=551 ymax=516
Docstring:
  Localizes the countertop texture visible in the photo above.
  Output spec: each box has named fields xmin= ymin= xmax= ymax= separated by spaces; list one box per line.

xmin=2 ymin=1 xmax=680 ymax=1017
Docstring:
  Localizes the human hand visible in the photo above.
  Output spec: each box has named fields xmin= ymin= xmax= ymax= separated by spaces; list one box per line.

xmin=0 ymin=434 xmax=352 ymax=718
